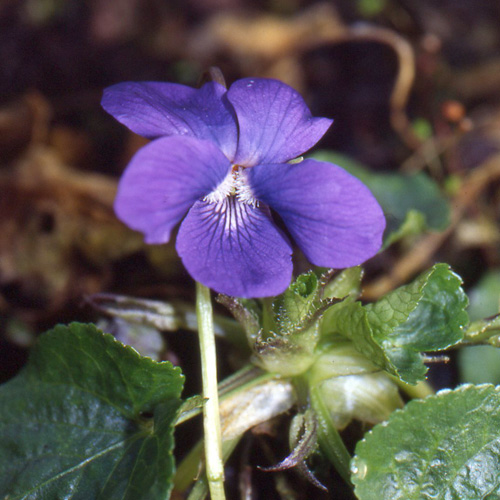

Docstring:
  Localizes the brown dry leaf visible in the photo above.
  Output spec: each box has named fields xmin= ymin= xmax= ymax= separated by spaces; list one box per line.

xmin=189 ymin=3 xmax=419 ymax=148
xmin=0 ymin=97 xmax=35 ymax=162
xmin=0 ymin=145 xmax=178 ymax=319
xmin=188 ymin=3 xmax=346 ymax=88
xmin=0 ymin=147 xmax=126 ymax=316
xmin=191 ymin=4 xmax=345 ymax=62
xmin=0 ymin=88 xmax=182 ymax=320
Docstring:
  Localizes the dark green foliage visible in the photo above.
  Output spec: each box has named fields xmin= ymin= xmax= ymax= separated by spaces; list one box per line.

xmin=0 ymin=323 xmax=184 ymax=500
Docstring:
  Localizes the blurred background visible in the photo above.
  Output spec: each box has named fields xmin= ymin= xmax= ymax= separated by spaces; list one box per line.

xmin=1 ymin=0 xmax=500 ymax=392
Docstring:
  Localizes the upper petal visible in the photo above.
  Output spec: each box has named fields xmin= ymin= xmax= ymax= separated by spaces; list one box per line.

xmin=101 ymin=81 xmax=238 ymax=158
xmin=248 ymin=159 xmax=386 ymax=268
xmin=228 ymin=78 xmax=332 ymax=166
xmin=176 ymin=198 xmax=293 ymax=298
xmin=115 ymin=135 xmax=231 ymax=244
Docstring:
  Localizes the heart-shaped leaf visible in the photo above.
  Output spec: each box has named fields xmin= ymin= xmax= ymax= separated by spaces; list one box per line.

xmin=352 ymin=384 xmax=500 ymax=499
xmin=0 ymin=322 xmax=184 ymax=500
xmin=322 ymin=264 xmax=468 ymax=384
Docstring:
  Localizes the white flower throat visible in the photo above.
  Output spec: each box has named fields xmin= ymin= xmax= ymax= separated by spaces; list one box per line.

xmin=204 ymin=165 xmax=259 ymax=207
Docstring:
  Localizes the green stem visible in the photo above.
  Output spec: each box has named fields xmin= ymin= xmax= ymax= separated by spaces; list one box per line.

xmin=310 ymin=386 xmax=352 ymax=484
xmin=174 ymin=441 xmax=204 ymax=493
xmin=187 ymin=438 xmax=240 ymax=500
xmin=396 ymin=378 xmax=434 ymax=399
xmin=196 ymin=282 xmax=226 ymax=500
xmin=174 ymin=367 xmax=278 ymax=493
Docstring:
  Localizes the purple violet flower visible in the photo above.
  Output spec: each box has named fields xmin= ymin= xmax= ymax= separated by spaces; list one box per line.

xmin=102 ymin=78 xmax=385 ymax=298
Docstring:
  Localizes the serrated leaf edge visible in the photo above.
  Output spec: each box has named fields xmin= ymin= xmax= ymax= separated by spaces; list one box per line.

xmin=351 ymin=383 xmax=499 ymax=476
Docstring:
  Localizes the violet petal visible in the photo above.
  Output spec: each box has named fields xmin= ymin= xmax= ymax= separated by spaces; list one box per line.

xmin=248 ymin=159 xmax=386 ymax=268
xmin=176 ymin=198 xmax=293 ymax=297
xmin=102 ymin=81 xmax=238 ymax=158
xmin=228 ymin=78 xmax=332 ymax=166
xmin=114 ymin=136 xmax=231 ymax=244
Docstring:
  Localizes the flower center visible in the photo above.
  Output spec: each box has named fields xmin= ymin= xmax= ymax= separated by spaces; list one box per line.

xmin=203 ymin=165 xmax=258 ymax=206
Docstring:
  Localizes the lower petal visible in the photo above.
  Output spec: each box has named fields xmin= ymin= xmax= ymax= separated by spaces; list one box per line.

xmin=248 ymin=159 xmax=386 ymax=268
xmin=176 ymin=199 xmax=293 ymax=298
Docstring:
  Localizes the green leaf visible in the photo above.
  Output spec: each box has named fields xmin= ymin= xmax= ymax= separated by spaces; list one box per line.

xmin=0 ymin=322 xmax=184 ymax=500
xmin=357 ymin=0 xmax=387 ymax=17
xmin=255 ymin=272 xmax=342 ymax=376
xmin=255 ymin=273 xmax=322 ymax=376
xmin=463 ymin=316 xmax=500 ymax=345
xmin=272 ymin=271 xmax=320 ymax=333
xmin=352 ymin=384 xmax=500 ymax=500
xmin=383 ymin=210 xmax=427 ymax=247
xmin=322 ymin=300 xmax=390 ymax=371
xmin=366 ymin=263 xmax=467 ymax=351
xmin=459 ymin=346 xmax=500 ymax=386
xmin=411 ymin=117 xmax=433 ymax=141
xmin=322 ymin=266 xmax=364 ymax=300
xmin=459 ymin=270 xmax=500 ymax=384
xmin=310 ymin=151 xmax=450 ymax=243
xmin=323 ymin=264 xmax=468 ymax=384
xmin=468 ymin=270 xmax=500 ymax=321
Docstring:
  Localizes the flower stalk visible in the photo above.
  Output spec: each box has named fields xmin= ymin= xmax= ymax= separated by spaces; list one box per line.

xmin=195 ymin=282 xmax=226 ymax=500
xmin=310 ymin=385 xmax=352 ymax=484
